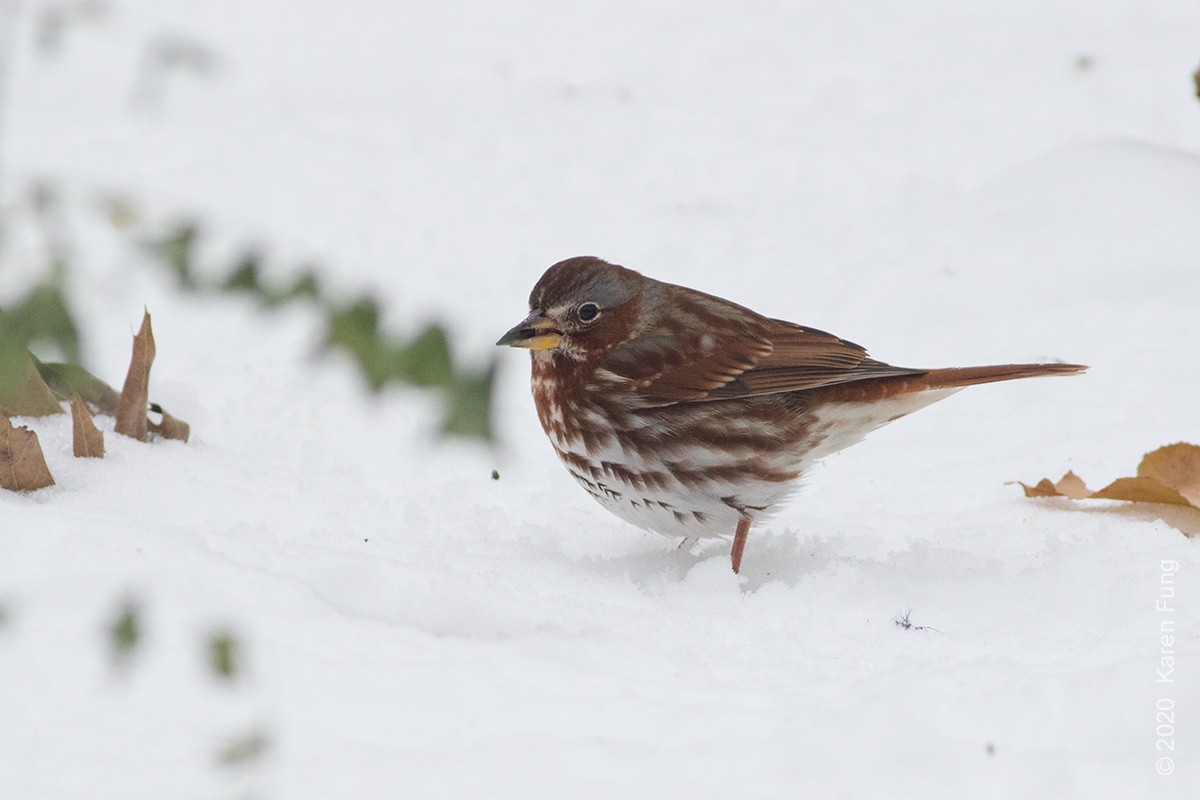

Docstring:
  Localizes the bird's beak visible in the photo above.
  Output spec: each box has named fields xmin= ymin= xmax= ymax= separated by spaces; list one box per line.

xmin=495 ymin=310 xmax=563 ymax=350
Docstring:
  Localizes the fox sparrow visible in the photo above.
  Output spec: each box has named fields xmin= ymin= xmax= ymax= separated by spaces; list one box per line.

xmin=497 ymin=257 xmax=1085 ymax=573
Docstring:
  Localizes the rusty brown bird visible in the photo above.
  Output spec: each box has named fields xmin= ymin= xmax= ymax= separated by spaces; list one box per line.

xmin=497 ymin=257 xmax=1085 ymax=573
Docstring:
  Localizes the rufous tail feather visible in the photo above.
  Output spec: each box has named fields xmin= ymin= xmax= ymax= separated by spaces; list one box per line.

xmin=920 ymin=363 xmax=1087 ymax=388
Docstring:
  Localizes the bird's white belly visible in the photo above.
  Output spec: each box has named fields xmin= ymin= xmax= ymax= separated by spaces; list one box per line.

xmin=545 ymin=387 xmax=959 ymax=541
xmin=545 ymin=404 xmax=799 ymax=540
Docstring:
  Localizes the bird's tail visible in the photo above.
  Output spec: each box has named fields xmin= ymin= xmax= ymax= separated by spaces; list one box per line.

xmin=920 ymin=363 xmax=1087 ymax=388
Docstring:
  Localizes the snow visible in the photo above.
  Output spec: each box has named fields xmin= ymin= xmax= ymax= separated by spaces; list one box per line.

xmin=2 ymin=0 xmax=1199 ymax=797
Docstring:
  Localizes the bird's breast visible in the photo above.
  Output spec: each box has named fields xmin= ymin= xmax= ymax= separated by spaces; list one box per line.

xmin=529 ymin=359 xmax=809 ymax=539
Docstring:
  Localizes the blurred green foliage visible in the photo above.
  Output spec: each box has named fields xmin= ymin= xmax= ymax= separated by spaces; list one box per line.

xmin=109 ymin=600 xmax=141 ymax=665
xmin=0 ymin=273 xmax=81 ymax=414
xmin=0 ymin=280 xmax=80 ymax=364
xmin=217 ymin=730 xmax=270 ymax=767
xmin=147 ymin=223 xmax=496 ymax=439
xmin=0 ymin=209 xmax=495 ymax=438
xmin=208 ymin=630 xmax=239 ymax=680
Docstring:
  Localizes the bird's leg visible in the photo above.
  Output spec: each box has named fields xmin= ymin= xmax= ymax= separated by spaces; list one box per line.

xmin=730 ymin=516 xmax=751 ymax=574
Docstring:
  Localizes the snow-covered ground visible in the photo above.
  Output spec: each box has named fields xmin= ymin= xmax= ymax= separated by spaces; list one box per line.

xmin=2 ymin=1 xmax=1199 ymax=797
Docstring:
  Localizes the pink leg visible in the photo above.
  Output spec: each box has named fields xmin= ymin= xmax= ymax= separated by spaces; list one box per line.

xmin=730 ymin=516 xmax=751 ymax=574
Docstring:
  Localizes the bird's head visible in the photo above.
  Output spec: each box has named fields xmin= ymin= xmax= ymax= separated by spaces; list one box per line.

xmin=496 ymin=256 xmax=643 ymax=359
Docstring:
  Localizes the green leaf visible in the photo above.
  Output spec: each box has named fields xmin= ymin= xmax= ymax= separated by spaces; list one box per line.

xmin=222 ymin=253 xmax=262 ymax=293
xmin=147 ymin=224 xmax=199 ymax=287
xmin=326 ymin=298 xmax=380 ymax=354
xmin=110 ymin=601 xmax=141 ymax=663
xmin=326 ymin=298 xmax=388 ymax=389
xmin=0 ymin=349 xmax=64 ymax=416
xmin=100 ymin=195 xmax=139 ymax=229
xmin=262 ymin=270 xmax=322 ymax=307
xmin=217 ymin=730 xmax=270 ymax=767
xmin=441 ymin=362 xmax=496 ymax=440
xmin=208 ymin=630 xmax=239 ymax=680
xmin=3 ymin=284 xmax=81 ymax=364
xmin=398 ymin=324 xmax=453 ymax=387
xmin=33 ymin=358 xmax=121 ymax=416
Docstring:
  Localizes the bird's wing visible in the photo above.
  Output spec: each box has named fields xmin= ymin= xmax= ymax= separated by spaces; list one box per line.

xmin=705 ymin=319 xmax=925 ymax=399
xmin=593 ymin=287 xmax=922 ymax=406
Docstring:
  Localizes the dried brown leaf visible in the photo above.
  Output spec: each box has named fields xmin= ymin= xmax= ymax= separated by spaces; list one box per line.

xmin=1014 ymin=470 xmax=1091 ymax=499
xmin=71 ymin=393 xmax=104 ymax=458
xmin=149 ymin=407 xmax=190 ymax=443
xmin=1137 ymin=443 xmax=1200 ymax=508
xmin=1016 ymin=443 xmax=1200 ymax=523
xmin=114 ymin=310 xmax=156 ymax=441
xmin=1016 ymin=477 xmax=1063 ymax=498
xmin=1089 ymin=476 xmax=1191 ymax=506
xmin=0 ymin=415 xmax=55 ymax=491
xmin=1053 ymin=471 xmax=1091 ymax=499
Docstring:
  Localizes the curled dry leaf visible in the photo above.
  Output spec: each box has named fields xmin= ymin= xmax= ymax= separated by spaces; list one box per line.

xmin=1019 ymin=471 xmax=1089 ymax=499
xmin=115 ymin=310 xmax=156 ymax=440
xmin=1136 ymin=443 xmax=1200 ymax=507
xmin=149 ymin=405 xmax=190 ymax=443
xmin=71 ymin=393 xmax=105 ymax=458
xmin=111 ymin=311 xmax=192 ymax=442
xmin=0 ymin=415 xmax=55 ymax=491
xmin=1015 ymin=443 xmax=1200 ymax=517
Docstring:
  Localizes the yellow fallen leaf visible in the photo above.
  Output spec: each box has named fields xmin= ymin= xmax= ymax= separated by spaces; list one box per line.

xmin=1014 ymin=470 xmax=1090 ymax=500
xmin=1137 ymin=443 xmax=1200 ymax=508
xmin=1014 ymin=444 xmax=1200 ymax=535
xmin=1090 ymin=476 xmax=1192 ymax=507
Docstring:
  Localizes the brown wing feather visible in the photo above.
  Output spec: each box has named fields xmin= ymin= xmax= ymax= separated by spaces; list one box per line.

xmin=595 ymin=286 xmax=774 ymax=403
xmin=709 ymin=320 xmax=925 ymax=397
xmin=595 ymin=284 xmax=924 ymax=406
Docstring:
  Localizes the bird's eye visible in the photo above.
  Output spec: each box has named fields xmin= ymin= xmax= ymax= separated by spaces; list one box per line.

xmin=577 ymin=302 xmax=601 ymax=322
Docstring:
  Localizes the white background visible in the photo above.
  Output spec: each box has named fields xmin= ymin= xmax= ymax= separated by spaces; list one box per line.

xmin=1 ymin=1 xmax=1198 ymax=797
